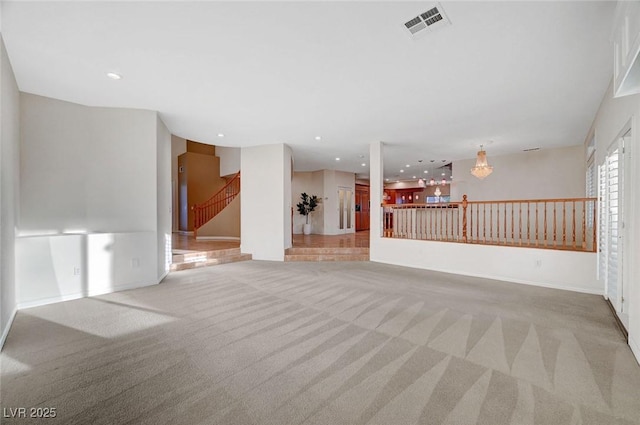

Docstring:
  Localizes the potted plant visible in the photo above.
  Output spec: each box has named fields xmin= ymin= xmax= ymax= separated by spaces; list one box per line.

xmin=296 ymin=192 xmax=318 ymax=235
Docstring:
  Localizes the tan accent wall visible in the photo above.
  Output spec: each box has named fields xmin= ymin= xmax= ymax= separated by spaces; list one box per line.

xmin=171 ymin=135 xmax=187 ymax=231
xmin=186 ymin=140 xmax=215 ymax=156
xmin=196 ymin=195 xmax=240 ymax=238
xmin=178 ymin=151 xmax=226 ymax=230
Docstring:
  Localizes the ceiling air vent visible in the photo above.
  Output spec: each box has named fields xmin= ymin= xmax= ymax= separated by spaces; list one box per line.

xmin=403 ymin=3 xmax=450 ymax=38
xmin=523 ymin=147 xmax=540 ymax=152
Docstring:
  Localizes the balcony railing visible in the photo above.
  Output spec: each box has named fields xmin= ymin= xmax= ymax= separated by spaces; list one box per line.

xmin=382 ymin=195 xmax=597 ymax=252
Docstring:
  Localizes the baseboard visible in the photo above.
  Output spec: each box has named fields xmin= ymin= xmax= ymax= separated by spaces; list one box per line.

xmin=17 ymin=280 xmax=158 ymax=311
xmin=0 ymin=307 xmax=18 ymax=351
xmin=630 ymin=337 xmax=640 ymax=366
xmin=195 ymin=236 xmax=240 ymax=241
xmin=175 ymin=230 xmax=194 ymax=236
xmin=370 ymin=259 xmax=603 ymax=295
xmin=604 ymin=298 xmax=629 ymax=341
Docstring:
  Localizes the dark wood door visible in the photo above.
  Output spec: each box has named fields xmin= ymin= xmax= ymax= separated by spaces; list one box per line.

xmin=355 ymin=185 xmax=370 ymax=231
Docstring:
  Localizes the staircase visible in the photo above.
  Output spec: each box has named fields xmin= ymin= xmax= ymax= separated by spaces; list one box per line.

xmin=284 ymin=247 xmax=369 ymax=262
xmin=192 ymin=171 xmax=240 ymax=237
xmin=171 ymin=247 xmax=251 ymax=271
xmin=173 ymin=171 xmax=249 ymax=271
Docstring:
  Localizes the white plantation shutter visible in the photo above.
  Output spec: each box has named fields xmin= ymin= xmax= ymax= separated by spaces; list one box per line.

xmin=586 ymin=161 xmax=596 ymax=229
xmin=607 ymin=148 xmax=620 ymax=307
xmin=597 ymin=163 xmax=607 ymax=282
xmin=599 ymin=137 xmax=625 ymax=313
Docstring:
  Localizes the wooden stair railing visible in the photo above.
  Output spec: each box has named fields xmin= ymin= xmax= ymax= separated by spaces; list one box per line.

xmin=192 ymin=172 xmax=240 ymax=237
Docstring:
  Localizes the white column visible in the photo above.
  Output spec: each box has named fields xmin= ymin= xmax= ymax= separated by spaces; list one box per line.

xmin=241 ymin=143 xmax=291 ymax=261
xmin=370 ymin=141 xmax=384 ymax=257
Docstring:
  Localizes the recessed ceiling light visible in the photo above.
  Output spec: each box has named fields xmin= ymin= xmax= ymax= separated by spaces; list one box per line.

xmin=315 ymin=136 xmax=322 ymax=141
xmin=106 ymin=72 xmax=122 ymax=80
xmin=399 ymin=169 xmax=404 ymax=173
xmin=405 ymin=164 xmax=410 ymax=168
xmin=217 ymin=133 xmax=225 ymax=138
xmin=385 ymin=178 xmax=389 ymax=181
xmin=335 ymin=157 xmax=340 ymax=161
xmin=424 ymin=170 xmax=428 ymax=174
xmin=361 ymin=163 xmax=366 ymax=167
xmin=412 ymin=176 xmax=416 ymax=179
xmin=442 ymin=172 xmax=445 ymax=176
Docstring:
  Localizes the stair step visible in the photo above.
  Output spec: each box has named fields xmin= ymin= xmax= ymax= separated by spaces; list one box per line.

xmin=172 ymin=248 xmax=241 ymax=263
xmin=284 ymin=254 xmax=369 ymax=262
xmin=171 ymin=253 xmax=252 ymax=271
xmin=285 ymin=247 xmax=369 ymax=255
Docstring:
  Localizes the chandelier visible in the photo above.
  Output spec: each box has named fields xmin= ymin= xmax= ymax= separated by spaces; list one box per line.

xmin=470 ymin=145 xmax=493 ymax=179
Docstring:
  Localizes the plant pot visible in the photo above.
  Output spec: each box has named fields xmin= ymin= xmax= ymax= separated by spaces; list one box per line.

xmin=303 ymin=223 xmax=311 ymax=235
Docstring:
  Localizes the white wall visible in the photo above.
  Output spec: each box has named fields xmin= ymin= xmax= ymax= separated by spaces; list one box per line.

xmin=283 ymin=145 xmax=292 ymax=250
xmin=311 ymin=170 xmax=325 ymax=234
xmin=241 ymin=143 xmax=291 ymax=261
xmin=372 ymin=238 xmax=598 ymax=294
xmin=585 ymin=80 xmax=640 ymax=363
xmin=156 ymin=117 xmax=171 ymax=280
xmin=16 ymin=94 xmax=168 ymax=307
xmin=216 ymin=146 xmax=241 ymax=177
xmin=370 ymin=142 xmax=383 ymax=241
xmin=20 ymin=94 xmax=157 ymax=233
xmin=451 ymin=145 xmax=585 ymax=201
xmin=291 ymin=169 xmax=357 ymax=236
xmin=322 ymin=170 xmax=356 ymax=235
xmin=292 ymin=171 xmax=324 ymax=234
xmin=0 ymin=35 xmax=20 ymax=348
xmin=385 ymin=181 xmax=424 ymax=190
xmin=16 ymin=232 xmax=157 ymax=308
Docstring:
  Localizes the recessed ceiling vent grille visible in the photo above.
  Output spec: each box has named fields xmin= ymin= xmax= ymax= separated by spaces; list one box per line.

xmin=404 ymin=3 xmax=450 ymax=38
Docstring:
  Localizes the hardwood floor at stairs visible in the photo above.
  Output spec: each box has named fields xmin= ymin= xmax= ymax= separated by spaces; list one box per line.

xmin=292 ymin=230 xmax=369 ymax=248
xmin=171 ymin=234 xmax=250 ymax=271
xmin=171 ymin=231 xmax=371 ymax=267
xmin=286 ymin=231 xmax=370 ymax=262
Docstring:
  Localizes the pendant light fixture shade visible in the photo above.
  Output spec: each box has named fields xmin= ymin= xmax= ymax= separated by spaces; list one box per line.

xmin=471 ymin=145 xmax=493 ymax=179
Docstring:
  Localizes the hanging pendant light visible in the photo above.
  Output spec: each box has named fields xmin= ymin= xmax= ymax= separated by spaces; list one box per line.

xmin=471 ymin=144 xmax=493 ymax=179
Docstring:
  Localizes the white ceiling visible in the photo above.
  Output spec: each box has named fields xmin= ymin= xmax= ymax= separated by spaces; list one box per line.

xmin=1 ymin=1 xmax=615 ymax=181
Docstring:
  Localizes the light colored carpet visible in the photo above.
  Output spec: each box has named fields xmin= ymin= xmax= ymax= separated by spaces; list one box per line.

xmin=2 ymin=261 xmax=639 ymax=424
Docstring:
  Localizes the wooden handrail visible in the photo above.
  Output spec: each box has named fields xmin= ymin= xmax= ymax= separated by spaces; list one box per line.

xmin=381 ymin=195 xmax=597 ymax=253
xmin=465 ymin=197 xmax=595 ymax=204
xmin=192 ymin=172 xmax=240 ymax=237
xmin=382 ymin=197 xmax=597 ymax=207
